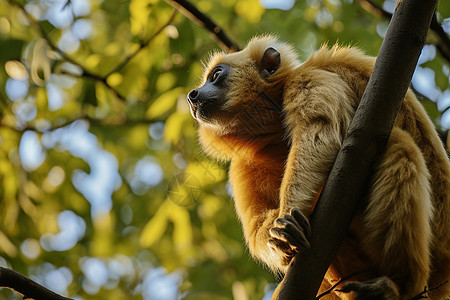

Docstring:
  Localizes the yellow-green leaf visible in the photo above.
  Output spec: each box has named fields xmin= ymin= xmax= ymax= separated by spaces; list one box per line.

xmin=235 ymin=0 xmax=264 ymax=23
xmin=140 ymin=200 xmax=170 ymax=248
xmin=185 ymin=160 xmax=226 ymax=186
xmin=164 ymin=111 xmax=187 ymax=143
xmin=129 ymin=0 xmax=158 ymax=35
xmin=146 ymin=87 xmax=183 ymax=119
xmin=170 ymin=205 xmax=192 ymax=252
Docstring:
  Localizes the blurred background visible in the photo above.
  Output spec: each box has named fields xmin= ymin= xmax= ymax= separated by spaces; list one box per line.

xmin=0 ymin=0 xmax=449 ymax=299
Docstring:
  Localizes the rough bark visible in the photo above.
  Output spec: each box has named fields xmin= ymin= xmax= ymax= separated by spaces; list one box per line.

xmin=271 ymin=0 xmax=438 ymax=299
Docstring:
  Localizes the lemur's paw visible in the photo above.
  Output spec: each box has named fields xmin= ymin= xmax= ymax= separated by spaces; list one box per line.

xmin=268 ymin=208 xmax=311 ymax=263
xmin=340 ymin=277 xmax=400 ymax=300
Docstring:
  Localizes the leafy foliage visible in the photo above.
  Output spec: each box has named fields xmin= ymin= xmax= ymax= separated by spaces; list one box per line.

xmin=0 ymin=0 xmax=448 ymax=299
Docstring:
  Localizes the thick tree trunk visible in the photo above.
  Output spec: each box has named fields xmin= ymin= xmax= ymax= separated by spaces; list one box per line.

xmin=271 ymin=0 xmax=438 ymax=299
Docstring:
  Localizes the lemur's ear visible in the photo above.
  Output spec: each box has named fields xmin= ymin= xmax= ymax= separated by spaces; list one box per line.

xmin=261 ymin=47 xmax=281 ymax=75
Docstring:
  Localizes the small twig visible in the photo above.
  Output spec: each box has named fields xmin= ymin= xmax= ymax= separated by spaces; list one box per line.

xmin=0 ymin=115 xmax=84 ymax=133
xmin=80 ymin=70 xmax=126 ymax=101
xmin=0 ymin=112 xmax=158 ymax=133
xmin=8 ymin=0 xmax=77 ymax=66
xmin=409 ymin=280 xmax=449 ymax=300
xmin=431 ymin=15 xmax=450 ymax=63
xmin=7 ymin=0 xmax=126 ymax=101
xmin=356 ymin=0 xmax=392 ymax=19
xmin=0 ymin=111 xmax=93 ymax=132
xmin=62 ymin=0 xmax=72 ymax=11
xmin=59 ymin=69 xmax=126 ymax=101
xmin=104 ymin=10 xmax=178 ymax=77
xmin=0 ymin=267 xmax=73 ymax=300
xmin=356 ymin=0 xmax=450 ymax=65
xmin=164 ymin=0 xmax=240 ymax=52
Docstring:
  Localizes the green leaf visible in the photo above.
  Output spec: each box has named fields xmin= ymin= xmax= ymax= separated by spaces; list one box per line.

xmin=146 ymin=87 xmax=183 ymax=119
xmin=170 ymin=19 xmax=195 ymax=55
xmin=140 ymin=200 xmax=170 ymax=248
xmin=0 ymin=38 xmax=24 ymax=63
xmin=79 ymin=78 xmax=98 ymax=106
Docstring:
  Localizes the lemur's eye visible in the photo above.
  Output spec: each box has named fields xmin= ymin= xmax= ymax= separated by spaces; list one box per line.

xmin=211 ymin=69 xmax=222 ymax=82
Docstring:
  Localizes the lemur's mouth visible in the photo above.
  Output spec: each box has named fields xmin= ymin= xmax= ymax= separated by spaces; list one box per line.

xmin=187 ymin=98 xmax=216 ymax=123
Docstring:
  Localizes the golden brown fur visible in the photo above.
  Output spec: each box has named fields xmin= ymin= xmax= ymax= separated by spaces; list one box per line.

xmin=190 ymin=36 xmax=450 ymax=299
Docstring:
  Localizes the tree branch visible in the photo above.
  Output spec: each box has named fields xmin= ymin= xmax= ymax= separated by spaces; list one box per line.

xmin=164 ymin=0 xmax=240 ymax=52
xmin=0 ymin=267 xmax=73 ymax=300
xmin=271 ymin=0 xmax=437 ymax=298
xmin=409 ymin=281 xmax=449 ymax=300
xmin=0 ymin=113 xmax=158 ymax=133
